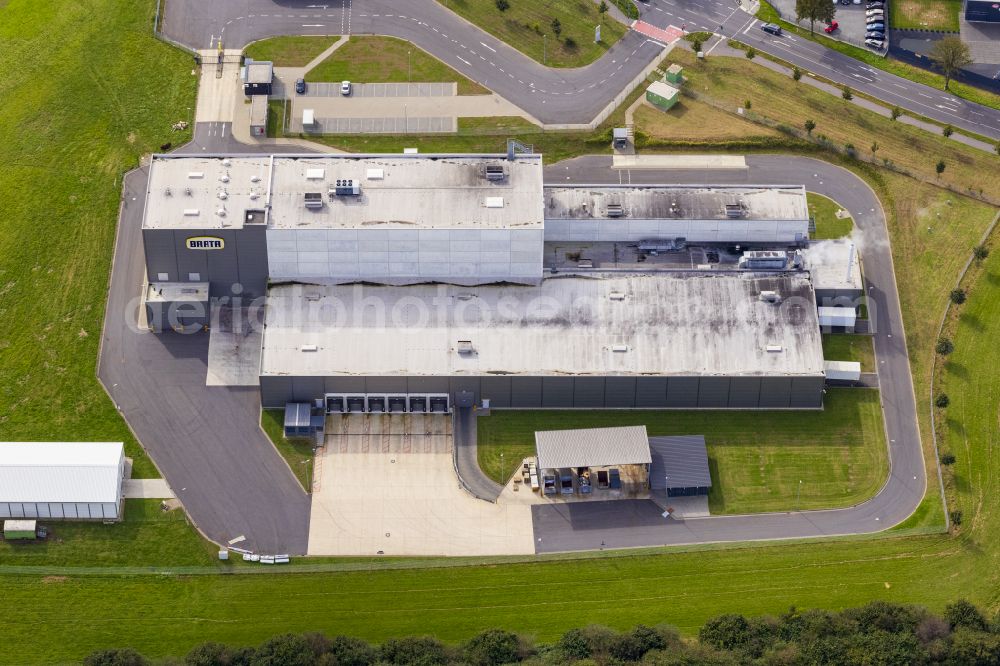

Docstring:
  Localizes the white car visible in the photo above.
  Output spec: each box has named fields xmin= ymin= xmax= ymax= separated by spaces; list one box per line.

xmin=340 ymin=80 xmax=352 ymax=96
xmin=866 ymin=8 xmax=884 ymax=16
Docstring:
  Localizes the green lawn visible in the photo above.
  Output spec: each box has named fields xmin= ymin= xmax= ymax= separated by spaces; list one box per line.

xmin=439 ymin=0 xmax=626 ymax=67
xmin=0 ymin=500 xmax=218 ymax=568
xmin=757 ymin=1 xmax=1000 ymax=111
xmin=261 ymin=409 xmax=316 ymax=492
xmin=243 ymin=35 xmax=340 ymax=67
xmin=809 ymin=192 xmax=854 ymax=239
xmin=889 ymin=0 xmax=962 ymax=32
xmin=822 ymin=334 xmax=876 ymax=372
xmin=478 ymin=390 xmax=888 ymax=514
xmin=0 ymin=0 xmax=196 ymax=477
xmin=305 ymin=36 xmax=489 ymax=95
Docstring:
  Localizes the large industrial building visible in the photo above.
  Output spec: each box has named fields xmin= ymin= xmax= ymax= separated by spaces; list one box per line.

xmin=139 ymin=152 xmax=850 ymax=411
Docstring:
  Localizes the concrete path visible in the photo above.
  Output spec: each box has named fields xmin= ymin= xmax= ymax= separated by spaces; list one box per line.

xmin=612 ymin=154 xmax=748 ymax=169
xmin=454 ymin=408 xmax=503 ymax=502
xmin=122 ymin=479 xmax=175 ymax=499
xmin=194 ymin=49 xmax=242 ymax=123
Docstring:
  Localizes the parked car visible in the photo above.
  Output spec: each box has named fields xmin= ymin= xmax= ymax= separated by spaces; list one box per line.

xmin=543 ymin=474 xmax=556 ymax=495
xmin=294 ymin=78 xmax=306 ymax=95
xmin=560 ymin=471 xmax=574 ymax=495
xmin=867 ymin=2 xmax=884 ymax=7
xmin=340 ymin=80 xmax=352 ymax=96
xmin=824 ymin=20 xmax=839 ymax=33
xmin=866 ymin=8 xmax=884 ymax=17
xmin=760 ymin=22 xmax=782 ymax=36
xmin=865 ymin=30 xmax=885 ymax=39
xmin=867 ymin=22 xmax=885 ymax=31
xmin=865 ymin=39 xmax=885 ymax=49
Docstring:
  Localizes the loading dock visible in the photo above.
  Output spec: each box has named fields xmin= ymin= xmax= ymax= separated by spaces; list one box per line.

xmin=534 ymin=426 xmax=653 ymax=500
xmin=324 ymin=393 xmax=450 ymax=414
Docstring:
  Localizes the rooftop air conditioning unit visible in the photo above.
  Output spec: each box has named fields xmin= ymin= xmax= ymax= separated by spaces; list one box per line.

xmin=606 ymin=203 xmax=624 ymax=218
xmin=759 ymin=290 xmax=781 ymax=303
xmin=456 ymin=340 xmax=475 ymax=355
xmin=331 ymin=179 xmax=361 ymax=196
xmin=609 ymin=292 xmax=626 ymax=301
xmin=766 ymin=345 xmax=783 ymax=352
xmin=611 ymin=344 xmax=629 ymax=353
xmin=301 ymin=344 xmax=318 ymax=352
xmin=725 ymin=203 xmax=745 ymax=218
xmin=484 ymin=164 xmax=506 ymax=181
xmin=304 ymin=192 xmax=324 ymax=208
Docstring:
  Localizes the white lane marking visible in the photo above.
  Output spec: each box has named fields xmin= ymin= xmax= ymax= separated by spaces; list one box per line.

xmin=480 ymin=41 xmax=496 ymax=52
xmin=456 ymin=55 xmax=472 ymax=66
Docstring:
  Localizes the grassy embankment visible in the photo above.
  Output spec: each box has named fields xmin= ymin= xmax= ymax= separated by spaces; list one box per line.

xmin=809 ymin=192 xmax=854 ymax=239
xmin=243 ymin=35 xmax=340 ymax=66
xmin=889 ymin=0 xmax=962 ymax=32
xmin=261 ymin=409 xmax=315 ymax=492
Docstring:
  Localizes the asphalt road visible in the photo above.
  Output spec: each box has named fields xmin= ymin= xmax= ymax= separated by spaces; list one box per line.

xmin=635 ymin=0 xmax=1000 ymax=139
xmin=162 ymin=0 xmax=1000 ymax=138
xmin=532 ymin=155 xmax=926 ymax=553
xmin=162 ymin=0 xmax=664 ymax=125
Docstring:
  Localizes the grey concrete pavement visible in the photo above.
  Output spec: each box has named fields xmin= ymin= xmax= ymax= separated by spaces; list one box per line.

xmin=454 ymin=408 xmax=503 ymax=502
xmin=533 ymin=154 xmax=927 ymax=553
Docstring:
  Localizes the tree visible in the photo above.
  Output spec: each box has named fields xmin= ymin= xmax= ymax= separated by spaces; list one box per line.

xmin=380 ymin=637 xmax=449 ymax=665
xmin=973 ymin=244 xmax=989 ymax=262
xmin=871 ymin=141 xmax=879 ymax=155
xmin=930 ymin=36 xmax=972 ymax=90
xmin=842 ymin=85 xmax=853 ymax=101
xmin=691 ymin=35 xmax=704 ymax=54
xmin=744 ymin=98 xmax=752 ymax=110
xmin=949 ymin=288 xmax=966 ymax=304
xmin=746 ymin=46 xmax=756 ymax=60
xmin=83 ymin=650 xmax=149 ymax=666
xmin=936 ymin=159 xmax=946 ymax=176
xmin=935 ymin=393 xmax=950 ymax=408
xmin=250 ymin=634 xmax=315 ymax=666
xmin=943 ymin=124 xmax=954 ymax=137
xmin=494 ymin=0 xmax=509 ymax=10
xmin=557 ymin=628 xmax=592 ymax=660
xmin=891 ymin=106 xmax=902 ymax=121
xmin=464 ymin=629 xmax=524 ymax=666
xmin=804 ymin=119 xmax=816 ymax=135
xmin=700 ymin=614 xmax=752 ymax=652
xmin=325 ymin=636 xmax=378 ymax=666
xmin=793 ymin=66 xmax=802 ymax=81
xmin=945 ymin=600 xmax=989 ymax=632
xmin=599 ymin=0 xmax=608 ymax=14
xmin=936 ymin=337 xmax=954 ymax=355
xmin=941 ymin=452 xmax=956 ymax=465
xmin=186 ymin=642 xmax=235 ymax=666
xmin=550 ymin=17 xmax=561 ymax=37
xmin=796 ymin=0 xmax=836 ymax=34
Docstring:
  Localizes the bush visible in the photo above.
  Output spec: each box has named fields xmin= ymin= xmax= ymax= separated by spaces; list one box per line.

xmin=935 ymin=393 xmax=950 ymax=408
xmin=936 ymin=159 xmax=946 ymax=175
xmin=186 ymin=642 xmax=235 ymax=666
xmin=564 ymin=36 xmax=577 ymax=49
xmin=936 ymin=337 xmax=954 ymax=355
xmin=745 ymin=46 xmax=756 ymax=59
xmin=325 ymin=636 xmax=378 ymax=666
xmin=700 ymin=614 xmax=752 ymax=652
xmin=744 ymin=98 xmax=752 ymax=110
xmin=84 ymin=649 xmax=149 ymax=666
xmin=558 ymin=628 xmax=592 ymax=660
xmin=973 ymin=244 xmax=990 ymax=262
xmin=842 ymin=86 xmax=853 ymax=100
xmin=945 ymin=600 xmax=988 ymax=632
xmin=551 ymin=18 xmax=562 ymax=37
xmin=380 ymin=636 xmax=449 ymax=665
xmin=950 ymin=510 xmax=963 ymax=525
xmin=495 ymin=0 xmax=509 ymax=10
xmin=792 ymin=66 xmax=802 ymax=81
xmin=941 ymin=452 xmax=956 ymax=465
xmin=804 ymin=119 xmax=815 ymax=135
xmin=891 ymin=106 xmax=902 ymax=120
xmin=949 ymin=288 xmax=966 ymax=304
xmin=943 ymin=124 xmax=954 ymax=137
xmin=464 ymin=629 xmax=524 ymax=666
xmin=251 ymin=634 xmax=315 ymax=666
xmin=845 ymin=142 xmax=857 ymax=159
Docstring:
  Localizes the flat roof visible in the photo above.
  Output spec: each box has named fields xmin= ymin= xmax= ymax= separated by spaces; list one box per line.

xmin=0 ymin=442 xmax=124 ymax=503
xmin=142 ymin=154 xmax=545 ymax=231
xmin=260 ymin=273 xmax=825 ymax=378
xmin=245 ymin=60 xmax=273 ymax=84
xmin=145 ymin=282 xmax=209 ymax=303
xmin=250 ymin=95 xmax=268 ymax=125
xmin=544 ymin=185 xmax=809 ymax=222
xmin=803 ymin=239 xmax=863 ymax=291
xmin=535 ymin=426 xmax=652 ymax=470
xmin=649 ymin=435 xmax=711 ymax=490
xmin=647 ymin=80 xmax=679 ymax=99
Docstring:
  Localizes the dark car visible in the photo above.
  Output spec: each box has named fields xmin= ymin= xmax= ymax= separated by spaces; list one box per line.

xmin=760 ymin=22 xmax=782 ymax=35
xmin=865 ymin=30 xmax=885 ymax=39
xmin=294 ymin=78 xmax=306 ymax=95
xmin=867 ymin=22 xmax=885 ymax=31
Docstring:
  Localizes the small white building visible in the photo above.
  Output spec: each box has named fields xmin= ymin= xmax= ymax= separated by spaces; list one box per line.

xmin=0 ymin=442 xmax=126 ymax=520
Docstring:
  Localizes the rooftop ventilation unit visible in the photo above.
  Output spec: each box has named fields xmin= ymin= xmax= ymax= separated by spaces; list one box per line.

xmin=611 ymin=344 xmax=629 ymax=353
xmin=766 ymin=345 xmax=783 ymax=353
xmin=300 ymin=344 xmax=318 ymax=352
xmin=180 ymin=288 xmax=199 ymax=294
xmin=456 ymin=340 xmax=475 ymax=355
xmin=304 ymin=292 xmax=321 ymax=301
xmin=306 ymin=168 xmax=326 ymax=180
xmin=164 ymin=187 xmax=172 ymax=196
xmin=331 ymin=179 xmax=361 ymax=196
xmin=366 ymin=168 xmax=384 ymax=180
xmin=304 ymin=192 xmax=324 ymax=208
xmin=485 ymin=196 xmax=504 ymax=208
xmin=187 ymin=172 xmax=204 ymax=179
xmin=184 ymin=188 xmax=193 ymax=196
xmin=183 ymin=209 xmax=200 ymax=216
xmin=606 ymin=203 xmax=624 ymax=218
xmin=609 ymin=291 xmax=626 ymax=301
xmin=759 ymin=290 xmax=781 ymax=303
xmin=739 ymin=250 xmax=789 ymax=270
xmin=725 ymin=203 xmax=745 ymax=218
xmin=484 ymin=164 xmax=506 ymax=181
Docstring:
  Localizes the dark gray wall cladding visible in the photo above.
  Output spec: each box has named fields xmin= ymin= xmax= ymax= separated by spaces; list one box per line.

xmin=698 ymin=377 xmax=731 ymax=408
xmin=728 ymin=377 xmax=762 ymax=408
xmin=573 ymin=377 xmax=606 ymax=407
xmin=365 ymin=377 xmax=408 ymax=393
xmin=667 ymin=377 xmax=700 ymax=407
xmin=511 ymin=377 xmax=542 ymax=408
xmin=236 ymin=225 xmax=269 ymax=298
xmin=292 ymin=376 xmax=324 ymax=402
xmin=260 ymin=375 xmax=293 ymax=408
xmin=758 ymin=377 xmax=792 ymax=408
xmin=406 ymin=376 xmax=450 ymax=393
xmin=449 ymin=377 xmax=482 ymax=399
xmin=817 ymin=289 xmax=863 ymax=306
xmin=790 ymin=376 xmax=825 ymax=408
xmin=541 ymin=377 xmax=574 ymax=407
xmin=143 ymin=229 xmax=179 ymax=281
xmin=605 ymin=377 xmax=638 ymax=407
xmin=636 ymin=377 xmax=669 ymax=407
xmin=481 ymin=376 xmax=512 ymax=408
xmin=324 ymin=376 xmax=367 ymax=393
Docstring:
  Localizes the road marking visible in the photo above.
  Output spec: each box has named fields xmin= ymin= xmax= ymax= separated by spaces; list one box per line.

xmin=480 ymin=41 xmax=496 ymax=53
xmin=456 ymin=56 xmax=472 ymax=66
xmin=302 ymin=24 xmax=324 ymax=26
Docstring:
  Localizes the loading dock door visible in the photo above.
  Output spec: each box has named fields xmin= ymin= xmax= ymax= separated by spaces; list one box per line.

xmin=430 ymin=396 xmax=450 ymax=413
xmin=388 ymin=396 xmax=407 ymax=413
xmin=346 ymin=396 xmax=366 ymax=413
xmin=409 ymin=396 xmax=428 ymax=412
xmin=326 ymin=395 xmax=346 ymax=413
xmin=367 ymin=395 xmax=386 ymax=413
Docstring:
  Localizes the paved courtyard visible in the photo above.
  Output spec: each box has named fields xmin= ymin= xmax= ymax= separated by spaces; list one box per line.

xmin=307 ymin=414 xmax=534 ymax=556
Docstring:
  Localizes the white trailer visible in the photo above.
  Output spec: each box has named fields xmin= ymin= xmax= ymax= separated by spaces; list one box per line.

xmin=824 ymin=360 xmax=862 ymax=382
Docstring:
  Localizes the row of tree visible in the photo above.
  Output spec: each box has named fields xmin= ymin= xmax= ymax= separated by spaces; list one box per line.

xmin=84 ymin=599 xmax=1000 ymax=665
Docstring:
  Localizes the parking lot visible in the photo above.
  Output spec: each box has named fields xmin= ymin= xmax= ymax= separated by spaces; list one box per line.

xmin=307 ymin=414 xmax=534 ymax=557
xmin=769 ymin=0 xmax=886 ymax=51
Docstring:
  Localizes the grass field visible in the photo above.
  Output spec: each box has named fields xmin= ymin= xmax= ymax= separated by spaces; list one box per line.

xmin=261 ymin=409 xmax=315 ymax=492
xmin=439 ymin=0 xmax=626 ymax=68
xmin=808 ymin=192 xmax=854 ymax=239
xmin=757 ymin=1 xmax=1000 ymax=110
xmin=478 ymin=390 xmax=888 ymax=514
xmin=670 ymin=50 xmax=1000 ymax=204
xmin=0 ymin=0 xmax=196 ymax=477
xmin=822 ymin=334 xmax=876 ymax=372
xmin=633 ymin=101 xmax=781 ymax=142
xmin=243 ymin=35 xmax=339 ymax=66
xmin=890 ymin=0 xmax=962 ymax=32
xmin=305 ymin=36 xmax=488 ymax=95
xmin=0 ymin=500 xmax=217 ymax=568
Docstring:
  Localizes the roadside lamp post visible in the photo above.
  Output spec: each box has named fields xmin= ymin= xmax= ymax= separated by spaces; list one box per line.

xmin=796 ymin=479 xmax=803 ymax=510
xmin=408 ymin=49 xmax=412 ymax=83
xmin=543 ymin=34 xmax=547 ymax=65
